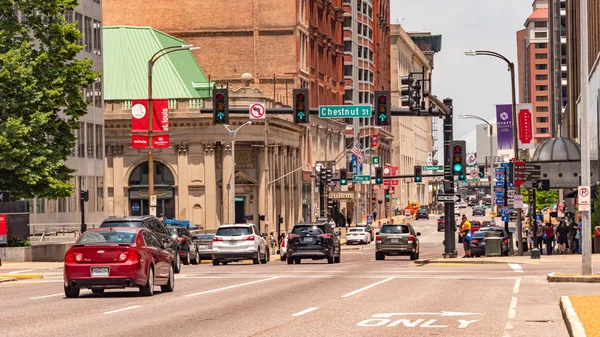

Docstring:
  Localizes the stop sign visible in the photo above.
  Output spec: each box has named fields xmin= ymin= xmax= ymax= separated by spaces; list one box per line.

xmin=518 ymin=108 xmax=533 ymax=145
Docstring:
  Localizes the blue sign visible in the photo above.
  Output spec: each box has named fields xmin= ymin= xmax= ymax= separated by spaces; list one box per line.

xmin=536 ymin=214 xmax=542 ymax=221
xmin=351 ymin=155 xmax=357 ymax=175
xmin=501 ymin=162 xmax=511 ymax=168
xmin=501 ymin=215 xmax=510 ymax=222
xmin=507 ymin=182 xmax=514 ymax=188
xmin=501 ymin=208 xmax=510 ymax=215
xmin=367 ymin=215 xmax=373 ymax=225
xmin=495 ymin=182 xmax=505 ymax=187
xmin=495 ymin=167 xmax=506 ymax=173
xmin=132 ymin=203 xmax=140 ymax=212
xmin=496 ymin=199 xmax=504 ymax=205
xmin=495 ymin=174 xmax=505 ymax=181
xmin=495 ymin=192 xmax=504 ymax=198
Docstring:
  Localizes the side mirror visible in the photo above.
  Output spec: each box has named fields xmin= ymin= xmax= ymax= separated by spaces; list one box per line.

xmin=417 ymin=232 xmax=421 ymax=236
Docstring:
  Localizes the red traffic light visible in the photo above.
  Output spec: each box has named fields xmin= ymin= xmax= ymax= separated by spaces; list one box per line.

xmin=296 ymin=93 xmax=305 ymax=101
xmin=216 ymin=93 xmax=224 ymax=101
xmin=453 ymin=145 xmax=462 ymax=153
xmin=378 ymin=95 xmax=387 ymax=104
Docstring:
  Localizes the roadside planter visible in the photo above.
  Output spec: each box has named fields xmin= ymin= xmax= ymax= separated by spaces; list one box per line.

xmin=0 ymin=243 xmax=72 ymax=262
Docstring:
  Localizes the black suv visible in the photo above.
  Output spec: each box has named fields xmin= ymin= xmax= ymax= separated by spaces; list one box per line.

xmin=415 ymin=209 xmax=429 ymax=220
xmin=167 ymin=226 xmax=195 ymax=265
xmin=286 ymin=222 xmax=341 ymax=264
xmin=99 ymin=216 xmax=183 ymax=273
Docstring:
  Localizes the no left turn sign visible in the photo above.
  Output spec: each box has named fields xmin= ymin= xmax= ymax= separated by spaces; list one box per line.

xmin=249 ymin=103 xmax=266 ymax=119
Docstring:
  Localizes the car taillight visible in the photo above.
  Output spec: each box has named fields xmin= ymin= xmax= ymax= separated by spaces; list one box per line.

xmin=472 ymin=239 xmax=479 ymax=244
xmin=118 ymin=248 xmax=139 ymax=262
xmin=408 ymin=235 xmax=415 ymax=243
xmin=288 ymin=234 xmax=300 ymax=239
xmin=503 ymin=239 xmax=508 ymax=244
xmin=213 ymin=237 xmax=223 ymax=242
xmin=376 ymin=235 xmax=381 ymax=241
xmin=65 ymin=249 xmax=75 ymax=262
xmin=318 ymin=234 xmax=332 ymax=239
xmin=244 ymin=236 xmax=255 ymax=241
xmin=176 ymin=237 xmax=186 ymax=243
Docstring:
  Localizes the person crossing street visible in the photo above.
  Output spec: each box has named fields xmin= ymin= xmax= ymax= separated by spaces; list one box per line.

xmin=460 ymin=214 xmax=472 ymax=258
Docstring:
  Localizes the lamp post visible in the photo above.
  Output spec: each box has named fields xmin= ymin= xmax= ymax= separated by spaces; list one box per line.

xmin=147 ymin=44 xmax=199 ymax=216
xmin=224 ymin=121 xmax=252 ymax=223
xmin=465 ymin=49 xmax=523 ymax=256
xmin=459 ymin=114 xmax=495 ymax=212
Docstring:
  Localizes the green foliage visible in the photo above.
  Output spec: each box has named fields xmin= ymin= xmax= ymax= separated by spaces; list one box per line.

xmin=8 ymin=235 xmax=31 ymax=247
xmin=0 ymin=0 xmax=97 ymax=200
xmin=592 ymin=196 xmax=600 ymax=237
xmin=522 ymin=189 xmax=558 ymax=210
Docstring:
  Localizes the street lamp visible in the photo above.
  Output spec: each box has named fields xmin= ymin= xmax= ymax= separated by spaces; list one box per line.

xmin=224 ymin=121 xmax=252 ymax=223
xmin=465 ymin=49 xmax=523 ymax=256
xmin=147 ymin=44 xmax=200 ymax=216
xmin=459 ymin=114 xmax=495 ymax=211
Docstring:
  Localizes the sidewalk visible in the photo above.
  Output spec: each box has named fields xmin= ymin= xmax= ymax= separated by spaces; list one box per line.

xmin=416 ymin=253 xmax=600 ymax=265
xmin=561 ymin=295 xmax=600 ymax=337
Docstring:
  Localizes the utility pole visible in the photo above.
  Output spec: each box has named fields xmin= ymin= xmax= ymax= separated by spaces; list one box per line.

xmin=579 ymin=0 xmax=593 ymax=275
xmin=263 ymin=119 xmax=269 ymax=233
xmin=442 ymin=98 xmax=457 ymax=258
xmin=223 ymin=122 xmax=252 ymax=223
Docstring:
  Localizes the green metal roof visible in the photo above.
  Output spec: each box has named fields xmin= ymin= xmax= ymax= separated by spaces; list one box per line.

xmin=103 ymin=26 xmax=212 ymax=100
xmin=408 ymin=34 xmax=443 ymax=53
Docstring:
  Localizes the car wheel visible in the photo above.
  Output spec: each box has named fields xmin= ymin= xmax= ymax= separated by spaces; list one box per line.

xmin=174 ymin=254 xmax=182 ymax=274
xmin=334 ymin=255 xmax=341 ymax=263
xmin=295 ymin=258 xmax=301 ymax=264
xmin=64 ymin=285 xmax=80 ymax=298
xmin=409 ymin=252 xmax=417 ymax=261
xmin=182 ymin=250 xmax=190 ymax=265
xmin=222 ymin=261 xmax=229 ymax=265
xmin=281 ymin=254 xmax=287 ymax=262
xmin=327 ymin=256 xmax=334 ymax=264
xmin=260 ymin=250 xmax=268 ymax=264
xmin=139 ymin=266 xmax=154 ymax=296
xmin=375 ymin=252 xmax=385 ymax=260
xmin=287 ymin=257 xmax=294 ymax=265
xmin=190 ymin=251 xmax=199 ymax=265
xmin=253 ymin=253 xmax=260 ymax=265
xmin=160 ymin=264 xmax=175 ymax=292
xmin=91 ymin=289 xmax=105 ymax=294
xmin=212 ymin=260 xmax=219 ymax=266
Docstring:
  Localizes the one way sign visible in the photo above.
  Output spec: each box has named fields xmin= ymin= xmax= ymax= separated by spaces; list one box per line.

xmin=437 ymin=194 xmax=462 ymax=203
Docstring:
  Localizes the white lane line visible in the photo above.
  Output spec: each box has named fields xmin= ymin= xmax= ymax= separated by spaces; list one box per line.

xmin=184 ymin=276 xmax=280 ymax=297
xmin=292 ymin=307 xmax=319 ymax=317
xmin=30 ymin=293 xmax=64 ymax=300
xmin=507 ymin=296 xmax=518 ymax=319
xmin=7 ymin=270 xmax=34 ymax=274
xmin=512 ymin=278 xmax=521 ymax=294
xmin=509 ymin=264 xmax=524 ymax=273
xmin=103 ymin=305 xmax=142 ymax=315
xmin=341 ymin=277 xmax=394 ymax=298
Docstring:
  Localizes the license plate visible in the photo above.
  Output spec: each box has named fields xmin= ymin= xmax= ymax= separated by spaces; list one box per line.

xmin=91 ymin=267 xmax=109 ymax=277
xmin=391 ymin=239 xmax=399 ymax=243
xmin=229 ymin=240 xmax=236 ymax=245
xmin=302 ymin=237 xmax=314 ymax=243
xmin=198 ymin=245 xmax=207 ymax=249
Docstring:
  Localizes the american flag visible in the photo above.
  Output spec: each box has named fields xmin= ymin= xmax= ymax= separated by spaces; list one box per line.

xmin=352 ymin=146 xmax=363 ymax=164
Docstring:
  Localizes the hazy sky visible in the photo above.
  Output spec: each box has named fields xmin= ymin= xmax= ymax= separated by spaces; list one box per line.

xmin=390 ymin=0 xmax=533 ymax=139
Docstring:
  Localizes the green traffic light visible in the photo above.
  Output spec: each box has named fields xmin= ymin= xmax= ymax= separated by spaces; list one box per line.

xmin=453 ymin=163 xmax=462 ymax=172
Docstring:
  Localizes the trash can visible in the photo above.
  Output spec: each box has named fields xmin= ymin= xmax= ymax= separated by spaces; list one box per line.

xmin=485 ymin=231 xmax=502 ymax=257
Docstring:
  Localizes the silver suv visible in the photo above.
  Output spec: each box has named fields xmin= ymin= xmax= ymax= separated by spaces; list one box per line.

xmin=211 ymin=224 xmax=269 ymax=266
xmin=375 ymin=223 xmax=421 ymax=261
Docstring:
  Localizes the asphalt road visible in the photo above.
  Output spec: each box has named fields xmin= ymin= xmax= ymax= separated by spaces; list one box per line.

xmin=0 ymin=214 xmax=588 ymax=337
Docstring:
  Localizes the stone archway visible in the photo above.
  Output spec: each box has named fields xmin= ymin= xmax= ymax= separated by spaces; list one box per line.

xmin=128 ymin=161 xmax=176 ymax=218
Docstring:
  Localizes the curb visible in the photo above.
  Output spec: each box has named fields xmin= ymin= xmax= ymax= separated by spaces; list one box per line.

xmin=0 ymin=273 xmax=43 ymax=279
xmin=560 ymin=296 xmax=587 ymax=337
xmin=547 ymin=272 xmax=600 ymax=283
xmin=414 ymin=259 xmax=509 ymax=265
xmin=0 ymin=277 xmax=16 ymax=283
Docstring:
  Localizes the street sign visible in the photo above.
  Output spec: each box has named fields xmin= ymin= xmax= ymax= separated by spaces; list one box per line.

xmin=507 ymin=189 xmax=516 ymax=198
xmin=150 ymin=195 xmax=157 ymax=207
xmin=536 ymin=214 xmax=542 ymax=221
xmin=514 ymin=195 xmax=524 ymax=208
xmin=0 ymin=191 xmax=9 ymax=203
xmin=495 ymin=192 xmax=504 ymax=198
xmin=495 ymin=167 xmax=506 ymax=173
xmin=495 ymin=174 xmax=505 ymax=181
xmin=470 ymin=170 xmax=478 ymax=178
xmin=501 ymin=208 xmax=510 ymax=215
xmin=495 ymin=182 xmax=505 ymax=188
xmin=578 ymin=186 xmax=591 ymax=211
xmin=496 ymin=199 xmax=504 ymax=205
xmin=437 ymin=194 xmax=462 ymax=203
xmin=533 ymin=179 xmax=550 ymax=191
xmin=249 ymin=103 xmax=266 ymax=119
xmin=372 ymin=156 xmax=380 ymax=165
xmin=512 ymin=161 xmax=527 ymax=187
xmin=422 ymin=165 xmax=443 ymax=171
xmin=149 ymin=206 xmax=157 ymax=216
xmin=367 ymin=215 xmax=373 ymax=225
xmin=319 ymin=105 xmax=372 ymax=118
xmin=502 ymin=215 xmax=510 ymax=222
xmin=501 ymin=162 xmax=511 ymax=168
xmin=353 ymin=175 xmax=371 ymax=182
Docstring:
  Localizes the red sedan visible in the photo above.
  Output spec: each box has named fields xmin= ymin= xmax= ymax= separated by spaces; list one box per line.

xmin=64 ymin=227 xmax=174 ymax=298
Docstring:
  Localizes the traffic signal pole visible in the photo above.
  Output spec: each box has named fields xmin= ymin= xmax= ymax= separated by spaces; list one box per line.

xmin=442 ymin=98 xmax=457 ymax=258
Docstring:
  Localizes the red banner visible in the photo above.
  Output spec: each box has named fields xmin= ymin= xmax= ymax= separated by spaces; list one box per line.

xmin=132 ymin=135 xmax=149 ymax=148
xmin=517 ymin=108 xmax=533 ymax=145
xmin=131 ymin=99 xmax=170 ymax=132
xmin=153 ymin=135 xmax=170 ymax=148
xmin=0 ymin=214 xmax=6 ymax=236
xmin=384 ymin=180 xmax=391 ymax=186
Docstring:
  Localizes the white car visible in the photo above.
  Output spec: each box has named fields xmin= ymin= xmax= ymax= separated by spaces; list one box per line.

xmin=454 ymin=206 xmax=461 ymax=216
xmin=280 ymin=234 xmax=289 ymax=262
xmin=211 ymin=224 xmax=269 ymax=266
xmin=346 ymin=227 xmax=371 ymax=245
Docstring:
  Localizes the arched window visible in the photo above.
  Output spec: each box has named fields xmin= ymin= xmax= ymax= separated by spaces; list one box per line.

xmin=129 ymin=162 xmax=175 ymax=186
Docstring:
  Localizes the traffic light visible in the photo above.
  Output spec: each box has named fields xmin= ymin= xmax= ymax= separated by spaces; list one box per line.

xmin=400 ymin=75 xmax=421 ymax=111
xmin=339 ymin=169 xmax=347 ymax=185
xmin=449 ymin=140 xmax=466 ymax=176
xmin=80 ymin=189 xmax=89 ymax=202
xmin=293 ymin=88 xmax=309 ymax=124
xmin=325 ymin=168 xmax=333 ymax=185
xmin=478 ymin=165 xmax=485 ymax=179
xmin=374 ymin=91 xmax=391 ymax=126
xmin=385 ymin=189 xmax=390 ymax=203
xmin=375 ymin=167 xmax=383 ymax=184
xmin=414 ymin=166 xmax=422 ymax=183
xmin=212 ymin=88 xmax=229 ymax=124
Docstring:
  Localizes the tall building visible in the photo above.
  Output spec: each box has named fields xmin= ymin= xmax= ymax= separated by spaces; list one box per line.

xmin=564 ymin=0 xmax=580 ymax=140
xmin=549 ymin=0 xmax=568 ymax=137
xmin=29 ymin=1 xmax=105 ymax=232
xmin=390 ymin=25 xmax=440 ymax=207
xmin=516 ymin=0 xmax=551 ymax=144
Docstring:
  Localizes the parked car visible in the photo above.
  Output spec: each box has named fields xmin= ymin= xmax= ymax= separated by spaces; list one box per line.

xmin=63 ymin=227 xmax=174 ymax=298
xmin=167 ymin=226 xmax=195 ymax=265
xmin=211 ymin=224 xmax=269 ymax=266
xmin=472 ymin=206 xmax=486 ymax=217
xmin=470 ymin=220 xmax=482 ymax=233
xmin=99 ymin=216 xmax=182 ymax=273
xmin=192 ymin=234 xmax=214 ymax=263
xmin=375 ymin=223 xmax=421 ymax=261
xmin=478 ymin=226 xmax=510 ymax=256
xmin=437 ymin=216 xmax=445 ymax=231
xmin=279 ymin=234 xmax=289 ymax=262
xmin=415 ymin=209 xmax=429 ymax=220
xmin=470 ymin=231 xmax=488 ymax=257
xmin=346 ymin=227 xmax=371 ymax=244
xmin=287 ymin=222 xmax=341 ymax=264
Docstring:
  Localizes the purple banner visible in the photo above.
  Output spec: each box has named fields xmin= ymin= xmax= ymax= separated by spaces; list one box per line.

xmin=496 ymin=104 xmax=513 ymax=150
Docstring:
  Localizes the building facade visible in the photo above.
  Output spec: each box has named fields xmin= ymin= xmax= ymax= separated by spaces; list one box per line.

xmin=549 ymin=0 xmax=569 ymax=137
xmin=29 ymin=0 xmax=105 ymax=232
xmin=517 ymin=0 xmax=552 ymax=144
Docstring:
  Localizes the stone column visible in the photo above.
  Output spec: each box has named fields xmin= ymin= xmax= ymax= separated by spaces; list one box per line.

xmin=112 ymin=145 xmax=125 ymax=217
xmin=221 ymin=143 xmax=232 ymax=223
xmin=203 ymin=143 xmax=218 ymax=227
xmin=258 ymin=145 xmax=268 ymax=231
xmin=176 ymin=143 xmax=189 ymax=220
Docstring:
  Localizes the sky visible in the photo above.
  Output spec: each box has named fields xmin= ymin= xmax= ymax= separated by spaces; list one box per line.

xmin=390 ymin=0 xmax=533 ymax=140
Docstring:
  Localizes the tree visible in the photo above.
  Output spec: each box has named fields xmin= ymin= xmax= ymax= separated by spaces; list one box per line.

xmin=0 ymin=0 xmax=97 ymax=199
xmin=523 ymin=189 xmax=558 ymax=210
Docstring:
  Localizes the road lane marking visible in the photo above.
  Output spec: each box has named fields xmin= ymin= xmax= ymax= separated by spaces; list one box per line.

xmin=373 ymin=312 xmax=482 ymax=318
xmin=103 ymin=305 xmax=142 ymax=315
xmin=292 ymin=307 xmax=318 ymax=317
xmin=184 ymin=276 xmax=280 ymax=297
xmin=512 ymin=278 xmax=521 ymax=294
xmin=507 ymin=296 xmax=518 ymax=319
xmin=341 ymin=277 xmax=394 ymax=298
xmin=6 ymin=270 xmax=34 ymax=274
xmin=30 ymin=293 xmax=64 ymax=300
xmin=509 ymin=264 xmax=523 ymax=273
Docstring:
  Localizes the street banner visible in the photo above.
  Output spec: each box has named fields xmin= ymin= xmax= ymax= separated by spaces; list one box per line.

xmin=131 ymin=135 xmax=149 ymax=148
xmin=517 ymin=103 xmax=534 ymax=149
xmin=153 ymin=135 xmax=170 ymax=148
xmin=131 ymin=99 xmax=170 ymax=132
xmin=351 ymin=154 xmax=357 ymax=174
xmin=496 ymin=104 xmax=514 ymax=150
xmin=0 ymin=214 xmax=7 ymax=245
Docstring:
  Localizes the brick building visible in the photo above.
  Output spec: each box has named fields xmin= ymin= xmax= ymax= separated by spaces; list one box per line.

xmin=102 ymin=0 xmax=344 ymax=108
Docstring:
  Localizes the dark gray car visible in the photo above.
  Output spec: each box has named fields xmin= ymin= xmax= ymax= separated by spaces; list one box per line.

xmin=375 ymin=223 xmax=421 ymax=261
xmin=287 ymin=222 xmax=341 ymax=264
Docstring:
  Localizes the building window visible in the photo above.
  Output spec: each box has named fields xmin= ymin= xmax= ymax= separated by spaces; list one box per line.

xmin=93 ymin=20 xmax=101 ymax=55
xmin=343 ymin=16 xmax=351 ymax=28
xmin=75 ymin=12 xmax=83 ymax=45
xmin=369 ymin=71 xmax=374 ymax=83
xmin=357 ymin=23 xmax=362 ymax=35
xmin=96 ymin=176 xmax=104 ymax=212
xmin=344 ymin=89 xmax=353 ymax=102
xmin=369 ymin=50 xmax=374 ymax=62
xmin=36 ymin=198 xmax=45 ymax=214
xmin=86 ymin=123 xmax=94 ymax=158
xmin=534 ymin=21 xmax=547 ymax=28
xmin=535 ymin=53 xmax=548 ymax=59
xmin=362 ymin=25 xmax=367 ymax=36
xmin=358 ymin=69 xmax=363 ymax=81
xmin=362 ymin=2 xmax=367 ymax=14
xmin=536 ymin=128 xmax=549 ymax=134
xmin=536 ymin=74 xmax=548 ymax=81
xmin=95 ymin=125 xmax=103 ymax=159
xmin=299 ymin=0 xmax=306 ymax=24
xmin=536 ymin=85 xmax=548 ymax=91
xmin=64 ymin=9 xmax=74 ymax=23
xmin=94 ymin=76 xmax=102 ymax=107
xmin=343 ymin=65 xmax=352 ymax=77
xmin=536 ymin=117 xmax=549 ymax=123
xmin=536 ymin=106 xmax=549 ymax=112
xmin=58 ymin=198 xmax=67 ymax=213
xmin=369 ymin=28 xmax=373 ymax=40
xmin=77 ymin=122 xmax=85 ymax=157
xmin=535 ymin=43 xmax=547 ymax=48
xmin=344 ymin=40 xmax=352 ymax=52
xmin=368 ymin=6 xmax=373 ymax=19
xmin=534 ymin=32 xmax=547 ymax=38
xmin=536 ymin=96 xmax=548 ymax=102
xmin=84 ymin=16 xmax=92 ymax=52
xmin=535 ymin=64 xmax=548 ymax=70
xmin=358 ymin=46 xmax=362 ymax=58
xmin=69 ymin=177 xmax=78 ymax=213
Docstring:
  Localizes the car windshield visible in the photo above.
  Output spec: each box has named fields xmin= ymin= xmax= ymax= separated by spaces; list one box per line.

xmin=348 ymin=228 xmax=365 ymax=232
xmin=380 ymin=225 xmax=410 ymax=234
xmin=77 ymin=230 xmax=137 ymax=244
xmin=194 ymin=234 xmax=214 ymax=240
xmin=168 ymin=228 xmax=179 ymax=236
xmin=99 ymin=221 xmax=144 ymax=228
xmin=292 ymin=225 xmax=325 ymax=235
xmin=216 ymin=227 xmax=251 ymax=236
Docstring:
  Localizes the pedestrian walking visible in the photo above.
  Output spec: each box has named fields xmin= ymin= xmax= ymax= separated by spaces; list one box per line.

xmin=544 ymin=223 xmax=555 ymax=255
xmin=557 ymin=221 xmax=569 ymax=254
xmin=372 ymin=210 xmax=378 ymax=221
xmin=459 ymin=214 xmax=472 ymax=258
xmin=269 ymin=232 xmax=275 ymax=255
xmin=346 ymin=211 xmax=352 ymax=227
